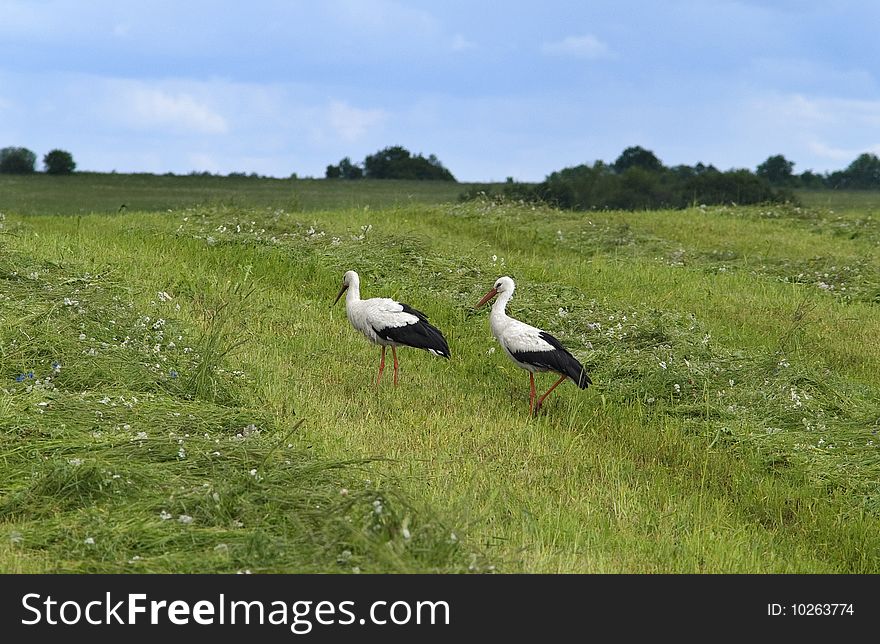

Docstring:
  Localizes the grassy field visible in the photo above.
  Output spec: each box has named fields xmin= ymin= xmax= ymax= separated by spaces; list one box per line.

xmin=2 ymin=176 xmax=880 ymax=573
xmin=0 ymin=173 xmax=476 ymax=216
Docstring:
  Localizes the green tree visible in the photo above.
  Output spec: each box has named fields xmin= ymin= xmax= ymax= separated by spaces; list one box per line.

xmin=613 ymin=146 xmax=663 ymax=173
xmin=841 ymin=153 xmax=880 ymax=189
xmin=325 ymin=157 xmax=364 ymax=179
xmin=363 ymin=146 xmax=455 ymax=181
xmin=798 ymin=170 xmax=826 ymax=189
xmin=43 ymin=149 xmax=76 ymax=175
xmin=0 ymin=146 xmax=37 ymax=174
xmin=756 ymin=154 xmax=795 ymax=185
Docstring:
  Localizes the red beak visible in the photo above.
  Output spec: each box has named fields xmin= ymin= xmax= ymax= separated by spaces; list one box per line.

xmin=476 ymin=287 xmax=498 ymax=308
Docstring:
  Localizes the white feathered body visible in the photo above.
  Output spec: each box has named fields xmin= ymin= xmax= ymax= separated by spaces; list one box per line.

xmin=347 ymin=297 xmax=418 ymax=346
xmin=340 ymin=272 xmax=450 ymax=358
xmin=490 ymin=311 xmax=555 ymax=373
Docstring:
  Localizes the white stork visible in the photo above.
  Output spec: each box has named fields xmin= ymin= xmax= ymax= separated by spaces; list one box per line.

xmin=477 ymin=276 xmax=591 ymax=415
xmin=333 ymin=270 xmax=450 ymax=385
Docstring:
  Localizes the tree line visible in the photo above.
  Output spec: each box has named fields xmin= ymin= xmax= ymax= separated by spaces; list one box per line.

xmin=758 ymin=152 xmax=880 ymax=190
xmin=0 ymin=147 xmax=76 ymax=174
xmin=5 ymin=141 xmax=880 ymax=203
xmin=461 ymin=147 xmax=880 ymax=211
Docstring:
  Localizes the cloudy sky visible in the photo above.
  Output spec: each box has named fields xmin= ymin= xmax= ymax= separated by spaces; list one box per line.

xmin=1 ymin=0 xmax=878 ymax=181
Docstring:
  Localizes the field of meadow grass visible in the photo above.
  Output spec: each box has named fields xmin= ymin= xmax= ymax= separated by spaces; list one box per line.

xmin=0 ymin=173 xmax=473 ymax=216
xmin=2 ymin=176 xmax=880 ymax=573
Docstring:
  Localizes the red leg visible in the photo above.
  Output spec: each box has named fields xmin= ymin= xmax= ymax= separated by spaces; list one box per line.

xmin=529 ymin=372 xmax=536 ymax=416
xmin=536 ymin=374 xmax=568 ymax=411
xmin=392 ymin=346 xmax=399 ymax=386
xmin=376 ymin=346 xmax=386 ymax=386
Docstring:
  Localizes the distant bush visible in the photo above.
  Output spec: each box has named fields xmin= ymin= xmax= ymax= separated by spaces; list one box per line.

xmin=461 ymin=148 xmax=793 ymax=211
xmin=798 ymin=170 xmax=826 ymax=189
xmin=537 ymin=162 xmax=791 ymax=210
xmin=459 ymin=179 xmax=538 ymax=204
xmin=325 ymin=156 xmax=363 ymax=180
xmin=756 ymin=154 xmax=795 ymax=186
xmin=0 ymin=146 xmax=37 ymax=174
xmin=827 ymin=153 xmax=880 ymax=189
xmin=613 ymin=146 xmax=664 ymax=173
xmin=43 ymin=149 xmax=76 ymax=175
xmin=363 ymin=146 xmax=455 ymax=181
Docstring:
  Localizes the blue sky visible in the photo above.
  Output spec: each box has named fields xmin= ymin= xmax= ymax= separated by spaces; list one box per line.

xmin=1 ymin=0 xmax=878 ymax=181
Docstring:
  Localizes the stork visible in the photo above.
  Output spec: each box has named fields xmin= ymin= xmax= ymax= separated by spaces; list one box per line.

xmin=477 ymin=276 xmax=591 ymax=415
xmin=333 ymin=270 xmax=450 ymax=385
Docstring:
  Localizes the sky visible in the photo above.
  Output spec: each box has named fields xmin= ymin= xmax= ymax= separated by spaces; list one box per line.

xmin=1 ymin=0 xmax=879 ymax=182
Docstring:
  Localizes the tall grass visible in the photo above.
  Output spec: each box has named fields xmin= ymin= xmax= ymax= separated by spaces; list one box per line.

xmin=2 ymin=188 xmax=880 ymax=572
xmin=0 ymin=233 xmax=486 ymax=573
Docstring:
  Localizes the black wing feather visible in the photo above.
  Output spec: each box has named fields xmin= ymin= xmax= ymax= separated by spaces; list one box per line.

xmin=511 ymin=331 xmax=591 ymax=388
xmin=372 ymin=303 xmax=451 ymax=358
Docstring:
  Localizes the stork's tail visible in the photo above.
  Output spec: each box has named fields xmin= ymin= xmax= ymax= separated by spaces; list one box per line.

xmin=565 ymin=356 xmax=591 ymax=389
xmin=420 ymin=318 xmax=451 ymax=359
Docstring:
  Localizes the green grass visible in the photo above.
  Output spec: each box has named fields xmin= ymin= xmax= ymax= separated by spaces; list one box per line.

xmin=795 ymin=189 xmax=880 ymax=213
xmin=2 ymin=183 xmax=880 ymax=573
xmin=0 ymin=173 xmax=487 ymax=216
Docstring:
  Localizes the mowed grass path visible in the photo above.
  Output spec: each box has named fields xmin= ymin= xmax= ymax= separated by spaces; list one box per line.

xmin=3 ymin=193 xmax=880 ymax=572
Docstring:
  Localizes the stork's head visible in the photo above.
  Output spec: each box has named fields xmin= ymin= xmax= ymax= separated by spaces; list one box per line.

xmin=333 ymin=270 xmax=359 ymax=305
xmin=476 ymin=276 xmax=515 ymax=308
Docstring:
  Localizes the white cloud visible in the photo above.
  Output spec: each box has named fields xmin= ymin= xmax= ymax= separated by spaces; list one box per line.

xmin=327 ymin=0 xmax=438 ymax=35
xmin=451 ymin=34 xmax=475 ymax=52
xmin=751 ymin=93 xmax=880 ymax=128
xmin=541 ymin=34 xmax=612 ymax=59
xmin=113 ymin=85 xmax=228 ymax=134
xmin=735 ymin=92 xmax=880 ymax=170
xmin=807 ymin=141 xmax=880 ymax=162
xmin=326 ymin=100 xmax=386 ymax=142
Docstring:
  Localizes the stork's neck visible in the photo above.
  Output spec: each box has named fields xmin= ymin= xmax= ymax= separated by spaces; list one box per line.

xmin=490 ymin=289 xmax=514 ymax=324
xmin=345 ymin=276 xmax=361 ymax=304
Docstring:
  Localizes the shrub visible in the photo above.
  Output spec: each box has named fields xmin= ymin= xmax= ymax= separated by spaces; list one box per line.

xmin=0 ymin=147 xmax=37 ymax=174
xmin=43 ymin=149 xmax=76 ymax=175
xmin=363 ymin=146 xmax=455 ymax=181
xmin=325 ymin=157 xmax=363 ymax=180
